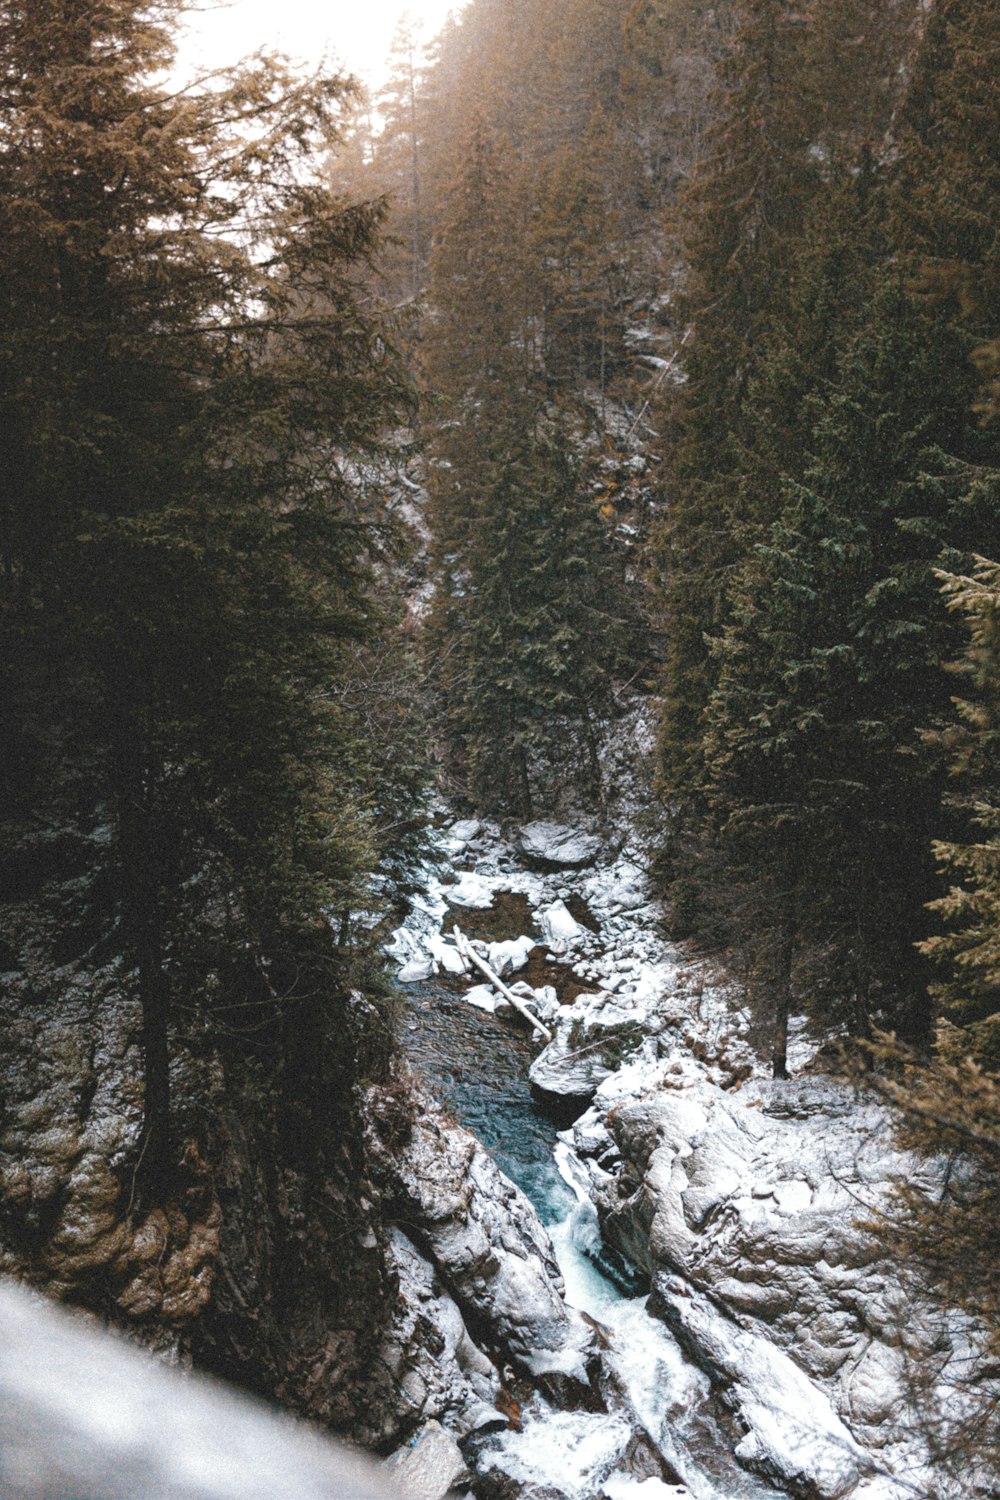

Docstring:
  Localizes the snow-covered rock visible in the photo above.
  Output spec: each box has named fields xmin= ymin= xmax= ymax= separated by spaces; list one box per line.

xmin=424 ymin=933 xmax=467 ymax=976
xmin=447 ymin=819 xmax=482 ymax=845
xmin=367 ymin=1231 xmax=503 ymax=1447
xmin=530 ymin=1006 xmax=647 ymax=1099
xmin=654 ymin=1278 xmax=871 ymax=1498
xmin=373 ymin=1095 xmax=597 ymax=1391
xmin=518 ymin=821 xmax=603 ymax=868
xmin=583 ymin=860 xmax=648 ymax=915
xmin=385 ymin=1419 xmax=469 ymax=1500
xmin=397 ymin=954 xmax=435 ymax=983
xmin=446 ymin=871 xmax=497 ymax=908
xmin=579 ymin=1070 xmax=986 ymax=1490
xmin=539 ymin=899 xmax=585 ymax=952
xmin=486 ymin=935 xmax=535 ymax=977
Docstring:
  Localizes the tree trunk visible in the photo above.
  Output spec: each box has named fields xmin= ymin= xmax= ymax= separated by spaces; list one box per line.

xmin=769 ymin=930 xmax=794 ymax=1080
xmin=515 ymin=743 xmax=532 ymax=820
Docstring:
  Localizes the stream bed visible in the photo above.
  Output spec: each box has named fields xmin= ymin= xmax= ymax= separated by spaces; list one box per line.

xmin=399 ymin=976 xmax=786 ymax=1500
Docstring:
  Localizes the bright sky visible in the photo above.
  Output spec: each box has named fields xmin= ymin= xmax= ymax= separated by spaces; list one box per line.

xmin=175 ymin=0 xmax=461 ymax=91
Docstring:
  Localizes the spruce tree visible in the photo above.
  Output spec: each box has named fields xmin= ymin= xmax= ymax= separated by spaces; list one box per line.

xmin=703 ymin=280 xmax=978 ymax=1054
xmin=922 ymin=554 xmax=1000 ymax=1068
xmin=457 ymin=428 xmax=632 ymax=815
xmin=0 ymin=0 xmax=412 ymax=1200
xmin=655 ymin=0 xmax=816 ymax=833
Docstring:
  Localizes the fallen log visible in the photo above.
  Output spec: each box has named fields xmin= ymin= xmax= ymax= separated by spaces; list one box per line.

xmin=451 ymin=925 xmax=553 ymax=1042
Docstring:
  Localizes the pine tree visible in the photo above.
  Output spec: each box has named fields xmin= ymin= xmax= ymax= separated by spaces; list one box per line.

xmin=703 ymin=279 xmax=979 ymax=1057
xmin=457 ymin=428 xmax=632 ymax=814
xmin=0 ymin=0 xmax=412 ymax=1200
xmin=654 ymin=0 xmax=817 ymax=828
xmin=922 ymin=554 xmax=1000 ymax=1067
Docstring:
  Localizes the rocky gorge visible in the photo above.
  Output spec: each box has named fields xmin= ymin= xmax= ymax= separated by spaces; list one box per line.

xmin=1 ymin=761 xmax=995 ymax=1500
xmin=380 ymin=804 xmax=998 ymax=1500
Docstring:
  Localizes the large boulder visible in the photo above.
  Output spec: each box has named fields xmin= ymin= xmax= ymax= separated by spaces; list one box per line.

xmin=368 ymin=1088 xmax=597 ymax=1391
xmin=573 ymin=1072 xmax=983 ymax=1475
xmin=359 ymin=1230 xmax=503 ymax=1448
xmin=518 ymin=822 xmax=603 ymax=869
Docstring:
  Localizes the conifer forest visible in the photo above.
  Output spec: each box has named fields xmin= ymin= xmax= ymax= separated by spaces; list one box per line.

xmin=2 ymin=2 xmax=1000 ymax=1498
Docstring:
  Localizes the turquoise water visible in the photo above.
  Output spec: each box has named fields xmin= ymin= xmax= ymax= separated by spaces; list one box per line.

xmin=399 ymin=976 xmax=788 ymax=1500
xmin=399 ymin=979 xmax=577 ymax=1225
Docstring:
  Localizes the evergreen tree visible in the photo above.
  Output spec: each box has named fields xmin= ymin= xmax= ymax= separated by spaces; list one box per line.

xmin=922 ymin=554 xmax=1000 ymax=1068
xmin=0 ymin=0 xmax=413 ymax=1200
xmin=702 ymin=280 xmax=980 ymax=1057
xmin=457 ymin=429 xmax=632 ymax=814
xmin=654 ymin=0 xmax=816 ymax=822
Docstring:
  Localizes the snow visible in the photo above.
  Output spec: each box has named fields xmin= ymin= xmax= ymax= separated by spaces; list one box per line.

xmin=604 ymin=1480 xmax=690 ymax=1500
xmin=463 ymin=983 xmax=498 ymax=1013
xmin=424 ymin=933 xmax=466 ymax=975
xmin=486 ymin=935 xmax=535 ymax=975
xmin=445 ymin=870 xmax=496 ymax=908
xmin=538 ymin=898 xmax=585 ymax=951
xmin=479 ymin=1409 xmax=634 ymax=1500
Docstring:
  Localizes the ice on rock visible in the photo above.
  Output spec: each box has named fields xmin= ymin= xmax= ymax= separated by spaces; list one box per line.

xmin=519 ymin=821 xmax=603 ymax=868
xmin=539 ymin=898 xmax=584 ymax=952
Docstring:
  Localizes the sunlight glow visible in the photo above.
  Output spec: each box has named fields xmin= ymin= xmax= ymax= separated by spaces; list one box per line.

xmin=174 ymin=0 xmax=462 ymax=90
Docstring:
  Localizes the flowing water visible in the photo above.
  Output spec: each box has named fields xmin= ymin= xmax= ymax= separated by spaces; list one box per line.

xmin=400 ymin=977 xmax=786 ymax=1500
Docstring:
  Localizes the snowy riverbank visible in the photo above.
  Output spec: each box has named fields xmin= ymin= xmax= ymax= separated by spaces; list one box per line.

xmin=384 ymin=816 xmax=995 ymax=1500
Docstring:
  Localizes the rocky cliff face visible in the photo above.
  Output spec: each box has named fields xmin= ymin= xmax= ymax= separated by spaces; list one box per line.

xmin=0 ymin=844 xmax=393 ymax=1433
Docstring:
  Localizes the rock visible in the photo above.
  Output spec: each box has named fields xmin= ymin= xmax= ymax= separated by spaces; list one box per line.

xmin=425 ymin=934 xmax=467 ymax=976
xmin=486 ymin=936 xmax=535 ymax=977
xmin=386 ymin=1420 xmax=469 ymax=1499
xmin=538 ymin=900 xmax=584 ymax=953
xmin=398 ymin=955 xmax=435 ymax=983
xmin=448 ymin=820 xmax=482 ymax=844
xmin=518 ymin=822 xmax=603 ymax=869
xmin=511 ymin=982 xmax=559 ymax=1022
xmin=375 ymin=1096 xmax=597 ymax=1390
xmin=575 ymin=1064 xmax=989 ymax=1490
xmin=366 ymin=1232 xmax=503 ymax=1448
xmin=583 ymin=861 xmax=648 ymax=915
xmin=530 ymin=1003 xmax=651 ymax=1101
xmin=652 ymin=1279 xmax=870 ymax=1499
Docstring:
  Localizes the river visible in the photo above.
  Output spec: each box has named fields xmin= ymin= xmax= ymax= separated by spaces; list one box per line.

xmin=400 ymin=974 xmax=786 ymax=1500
